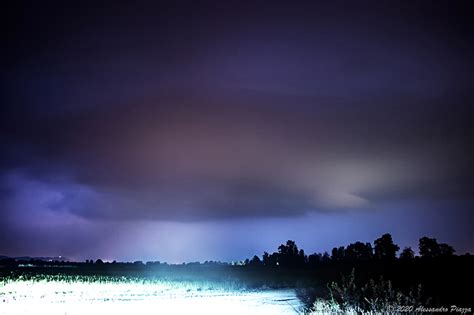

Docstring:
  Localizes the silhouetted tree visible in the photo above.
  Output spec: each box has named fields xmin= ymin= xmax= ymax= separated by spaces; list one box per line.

xmin=439 ymin=243 xmax=455 ymax=257
xmin=374 ymin=233 xmax=400 ymax=260
xmin=419 ymin=237 xmax=442 ymax=258
xmin=308 ymin=253 xmax=322 ymax=266
xmin=321 ymin=251 xmax=331 ymax=263
xmin=278 ymin=240 xmax=298 ymax=256
xmin=95 ymin=259 xmax=104 ymax=264
xmin=345 ymin=242 xmax=373 ymax=261
xmin=262 ymin=251 xmax=279 ymax=267
xmin=331 ymin=246 xmax=345 ymax=262
xmin=277 ymin=240 xmax=305 ymax=268
xmin=298 ymin=249 xmax=307 ymax=265
xmin=262 ymin=252 xmax=271 ymax=266
xmin=248 ymin=255 xmax=263 ymax=267
xmin=419 ymin=237 xmax=455 ymax=258
xmin=399 ymin=247 xmax=415 ymax=260
xmin=278 ymin=240 xmax=297 ymax=267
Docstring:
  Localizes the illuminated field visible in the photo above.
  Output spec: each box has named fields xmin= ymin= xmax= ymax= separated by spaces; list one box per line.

xmin=0 ymin=276 xmax=303 ymax=315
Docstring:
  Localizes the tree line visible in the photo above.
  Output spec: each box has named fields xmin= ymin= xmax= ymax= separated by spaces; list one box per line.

xmin=0 ymin=234 xmax=461 ymax=268
xmin=243 ymin=234 xmax=458 ymax=268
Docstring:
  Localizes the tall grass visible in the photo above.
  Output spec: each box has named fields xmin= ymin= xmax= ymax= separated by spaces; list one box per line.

xmin=300 ymin=268 xmax=429 ymax=314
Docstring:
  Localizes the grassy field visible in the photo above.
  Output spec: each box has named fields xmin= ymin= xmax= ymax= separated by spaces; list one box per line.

xmin=0 ymin=273 xmax=304 ymax=315
xmin=1 ymin=255 xmax=473 ymax=314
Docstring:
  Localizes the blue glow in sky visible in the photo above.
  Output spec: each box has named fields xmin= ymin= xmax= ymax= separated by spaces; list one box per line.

xmin=2 ymin=1 xmax=473 ymax=261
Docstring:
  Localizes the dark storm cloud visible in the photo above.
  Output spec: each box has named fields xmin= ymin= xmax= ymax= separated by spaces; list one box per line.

xmin=2 ymin=1 xmax=473 ymax=223
xmin=1 ymin=90 xmax=472 ymax=221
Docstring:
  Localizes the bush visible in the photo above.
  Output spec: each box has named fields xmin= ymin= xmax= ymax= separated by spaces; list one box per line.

xmin=308 ymin=268 xmax=429 ymax=313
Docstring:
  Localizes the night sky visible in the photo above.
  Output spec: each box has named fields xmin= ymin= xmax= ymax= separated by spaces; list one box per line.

xmin=2 ymin=1 xmax=473 ymax=263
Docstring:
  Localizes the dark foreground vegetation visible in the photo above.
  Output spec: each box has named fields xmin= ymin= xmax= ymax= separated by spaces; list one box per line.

xmin=1 ymin=234 xmax=472 ymax=312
